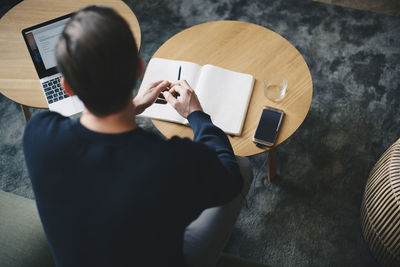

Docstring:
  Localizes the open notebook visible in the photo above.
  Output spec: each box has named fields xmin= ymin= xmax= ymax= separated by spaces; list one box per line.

xmin=138 ymin=58 xmax=255 ymax=136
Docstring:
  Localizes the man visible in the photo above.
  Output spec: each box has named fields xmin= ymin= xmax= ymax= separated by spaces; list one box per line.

xmin=23 ymin=6 xmax=253 ymax=267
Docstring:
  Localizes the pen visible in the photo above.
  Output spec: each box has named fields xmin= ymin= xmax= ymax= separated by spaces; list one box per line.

xmin=178 ymin=66 xmax=181 ymax=80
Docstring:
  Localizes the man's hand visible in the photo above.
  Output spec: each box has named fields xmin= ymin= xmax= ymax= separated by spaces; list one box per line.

xmin=133 ymin=80 xmax=171 ymax=114
xmin=163 ymin=80 xmax=203 ymax=118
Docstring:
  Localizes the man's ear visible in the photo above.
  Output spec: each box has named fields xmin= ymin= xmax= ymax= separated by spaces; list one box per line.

xmin=137 ymin=57 xmax=145 ymax=78
xmin=61 ymin=76 xmax=75 ymax=96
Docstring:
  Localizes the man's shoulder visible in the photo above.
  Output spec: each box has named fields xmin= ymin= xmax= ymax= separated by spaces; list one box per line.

xmin=26 ymin=111 xmax=67 ymax=129
xmin=24 ymin=111 xmax=71 ymax=146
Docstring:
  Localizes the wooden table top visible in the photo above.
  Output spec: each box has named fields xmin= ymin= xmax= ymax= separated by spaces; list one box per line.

xmin=151 ymin=20 xmax=313 ymax=157
xmin=0 ymin=0 xmax=141 ymax=108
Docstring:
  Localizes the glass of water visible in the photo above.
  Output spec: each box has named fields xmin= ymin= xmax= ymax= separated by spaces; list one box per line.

xmin=263 ymin=74 xmax=288 ymax=102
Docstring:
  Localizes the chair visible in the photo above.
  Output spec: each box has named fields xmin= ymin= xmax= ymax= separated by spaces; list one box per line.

xmin=0 ymin=190 xmax=54 ymax=267
xmin=361 ymin=138 xmax=400 ymax=266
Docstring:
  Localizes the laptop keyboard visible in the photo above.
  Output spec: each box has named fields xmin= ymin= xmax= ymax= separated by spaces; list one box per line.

xmin=42 ymin=77 xmax=69 ymax=104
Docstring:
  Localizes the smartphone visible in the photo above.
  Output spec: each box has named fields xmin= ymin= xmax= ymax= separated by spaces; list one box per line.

xmin=252 ymin=107 xmax=284 ymax=147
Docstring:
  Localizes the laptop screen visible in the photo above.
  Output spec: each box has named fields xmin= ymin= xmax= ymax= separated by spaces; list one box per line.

xmin=22 ymin=13 xmax=73 ymax=79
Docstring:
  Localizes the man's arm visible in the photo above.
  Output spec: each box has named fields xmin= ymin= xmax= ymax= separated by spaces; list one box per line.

xmin=133 ymin=79 xmax=243 ymax=208
xmin=164 ymin=80 xmax=243 ymax=192
xmin=139 ymin=79 xmax=240 ymax=176
xmin=163 ymin=80 xmax=235 ymax=155
xmin=187 ymin=111 xmax=240 ymax=177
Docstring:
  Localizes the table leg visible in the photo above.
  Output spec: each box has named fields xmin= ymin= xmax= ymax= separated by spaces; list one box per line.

xmin=267 ymin=147 xmax=277 ymax=182
xmin=21 ymin=104 xmax=31 ymax=122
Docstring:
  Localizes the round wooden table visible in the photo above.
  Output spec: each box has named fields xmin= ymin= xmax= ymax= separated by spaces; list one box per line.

xmin=0 ymin=0 xmax=141 ymax=120
xmin=151 ymin=21 xmax=313 ymax=181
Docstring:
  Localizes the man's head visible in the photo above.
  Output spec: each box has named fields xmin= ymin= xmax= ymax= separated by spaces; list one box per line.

xmin=56 ymin=6 xmax=140 ymax=117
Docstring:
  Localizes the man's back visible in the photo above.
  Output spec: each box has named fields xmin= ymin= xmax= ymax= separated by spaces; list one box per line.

xmin=24 ymin=111 xmax=242 ymax=266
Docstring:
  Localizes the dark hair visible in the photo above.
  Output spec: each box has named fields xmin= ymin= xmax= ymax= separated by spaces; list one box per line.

xmin=56 ymin=6 xmax=139 ymax=117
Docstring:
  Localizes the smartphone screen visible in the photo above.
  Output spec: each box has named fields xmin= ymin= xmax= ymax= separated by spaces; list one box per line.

xmin=253 ymin=108 xmax=284 ymax=146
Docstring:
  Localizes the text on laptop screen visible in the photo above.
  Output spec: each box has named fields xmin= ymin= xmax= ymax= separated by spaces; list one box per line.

xmin=24 ymin=18 xmax=70 ymax=70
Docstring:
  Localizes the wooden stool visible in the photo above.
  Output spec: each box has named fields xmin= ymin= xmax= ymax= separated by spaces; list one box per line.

xmin=361 ymin=138 xmax=400 ymax=266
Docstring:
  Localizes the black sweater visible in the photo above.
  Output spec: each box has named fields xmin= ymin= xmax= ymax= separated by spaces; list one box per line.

xmin=23 ymin=110 xmax=243 ymax=267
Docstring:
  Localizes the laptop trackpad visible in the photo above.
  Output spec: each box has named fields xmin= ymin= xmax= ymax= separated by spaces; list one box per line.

xmin=49 ymin=96 xmax=84 ymax=117
xmin=72 ymin=95 xmax=84 ymax=112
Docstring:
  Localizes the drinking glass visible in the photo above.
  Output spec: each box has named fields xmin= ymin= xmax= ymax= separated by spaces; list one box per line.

xmin=263 ymin=74 xmax=288 ymax=102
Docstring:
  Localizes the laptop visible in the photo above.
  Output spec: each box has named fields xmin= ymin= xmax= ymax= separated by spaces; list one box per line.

xmin=22 ymin=13 xmax=84 ymax=117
